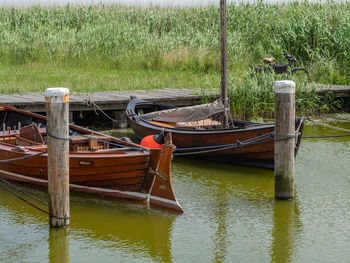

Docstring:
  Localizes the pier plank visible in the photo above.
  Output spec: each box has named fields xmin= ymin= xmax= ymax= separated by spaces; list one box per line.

xmin=0 ymin=86 xmax=348 ymax=113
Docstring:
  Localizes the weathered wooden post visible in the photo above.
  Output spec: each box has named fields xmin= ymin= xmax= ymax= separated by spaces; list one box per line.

xmin=45 ymin=87 xmax=70 ymax=227
xmin=274 ymin=80 xmax=295 ymax=200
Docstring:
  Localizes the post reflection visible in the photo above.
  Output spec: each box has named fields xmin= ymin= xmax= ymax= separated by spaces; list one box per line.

xmin=212 ymin=200 xmax=229 ymax=263
xmin=49 ymin=227 xmax=70 ymax=263
xmin=271 ymin=195 xmax=301 ymax=263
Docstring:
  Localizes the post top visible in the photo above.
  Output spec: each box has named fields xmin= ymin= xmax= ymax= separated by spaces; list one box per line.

xmin=44 ymin=87 xmax=69 ymax=97
xmin=274 ymin=80 xmax=295 ymax=94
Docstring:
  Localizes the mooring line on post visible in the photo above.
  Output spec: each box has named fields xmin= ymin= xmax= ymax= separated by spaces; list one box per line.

xmin=274 ymin=80 xmax=296 ymax=200
xmin=45 ymin=87 xmax=70 ymax=228
xmin=0 ymin=179 xmax=49 ymax=214
xmin=307 ymin=118 xmax=350 ymax=133
xmin=303 ymin=134 xmax=350 ymax=139
xmin=173 ymin=131 xmax=299 ymax=156
xmin=0 ymin=177 xmax=48 ymax=206
xmin=84 ymin=97 xmax=123 ymax=124
xmin=46 ymin=129 xmax=75 ymax=141
xmin=0 ymin=178 xmax=71 ymax=220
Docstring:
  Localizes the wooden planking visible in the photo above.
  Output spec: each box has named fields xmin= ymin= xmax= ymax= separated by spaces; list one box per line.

xmin=1 ymin=86 xmax=349 ymax=113
xmin=316 ymin=84 xmax=350 ymax=97
xmin=0 ymin=88 xmax=218 ymax=112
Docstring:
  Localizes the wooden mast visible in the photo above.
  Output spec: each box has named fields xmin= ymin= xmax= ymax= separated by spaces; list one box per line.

xmin=220 ymin=0 xmax=229 ymax=128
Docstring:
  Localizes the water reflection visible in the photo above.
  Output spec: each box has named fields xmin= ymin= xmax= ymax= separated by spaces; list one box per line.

xmin=271 ymin=197 xmax=302 ymax=263
xmin=0 ymin=183 xmax=177 ymax=263
xmin=172 ymin=157 xmax=275 ymax=262
xmin=1 ymin=120 xmax=350 ymax=262
xmin=212 ymin=199 xmax=230 ymax=263
xmin=49 ymin=228 xmax=70 ymax=263
xmin=174 ymin=156 xmax=274 ymax=201
xmin=69 ymin=196 xmax=176 ymax=262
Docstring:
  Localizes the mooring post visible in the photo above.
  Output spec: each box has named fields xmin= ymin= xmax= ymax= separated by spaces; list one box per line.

xmin=274 ymin=81 xmax=295 ymax=200
xmin=45 ymin=87 xmax=70 ymax=227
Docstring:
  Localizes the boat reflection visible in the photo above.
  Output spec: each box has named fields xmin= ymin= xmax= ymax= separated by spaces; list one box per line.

xmin=69 ymin=195 xmax=177 ymax=262
xmin=0 ymin=183 xmax=177 ymax=263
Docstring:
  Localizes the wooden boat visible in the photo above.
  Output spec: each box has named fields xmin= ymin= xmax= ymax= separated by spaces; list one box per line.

xmin=0 ymin=104 xmax=183 ymax=213
xmin=126 ymin=97 xmax=305 ymax=169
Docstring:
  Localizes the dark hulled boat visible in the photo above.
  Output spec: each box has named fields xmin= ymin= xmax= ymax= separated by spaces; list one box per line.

xmin=126 ymin=97 xmax=305 ymax=169
xmin=0 ymin=104 xmax=183 ymax=213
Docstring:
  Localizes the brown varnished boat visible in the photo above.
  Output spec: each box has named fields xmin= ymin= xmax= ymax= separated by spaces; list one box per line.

xmin=0 ymin=104 xmax=183 ymax=213
xmin=126 ymin=98 xmax=305 ymax=169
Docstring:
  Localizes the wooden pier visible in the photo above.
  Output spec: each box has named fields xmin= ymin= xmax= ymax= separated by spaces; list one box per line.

xmin=0 ymin=88 xmax=217 ymax=113
xmin=316 ymin=84 xmax=350 ymax=98
xmin=0 ymin=85 xmax=348 ymax=127
xmin=0 ymin=88 xmax=218 ymax=128
xmin=1 ymin=85 xmax=348 ymax=112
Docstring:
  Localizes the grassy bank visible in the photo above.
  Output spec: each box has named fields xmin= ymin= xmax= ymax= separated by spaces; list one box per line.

xmin=0 ymin=2 xmax=349 ymax=117
xmin=0 ymin=63 xmax=219 ymax=94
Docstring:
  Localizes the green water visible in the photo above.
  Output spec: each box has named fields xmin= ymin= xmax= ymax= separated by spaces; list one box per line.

xmin=1 ymin=120 xmax=350 ymax=263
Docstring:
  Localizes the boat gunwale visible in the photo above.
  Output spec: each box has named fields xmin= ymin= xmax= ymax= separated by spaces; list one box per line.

xmin=0 ymin=103 xmax=148 ymax=152
xmin=0 ymin=141 xmax=150 ymax=159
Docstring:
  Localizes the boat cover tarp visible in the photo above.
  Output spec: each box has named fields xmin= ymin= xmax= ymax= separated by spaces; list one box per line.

xmin=141 ymin=99 xmax=225 ymax=123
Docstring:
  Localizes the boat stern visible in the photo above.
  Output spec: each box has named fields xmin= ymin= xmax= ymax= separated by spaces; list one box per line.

xmin=146 ymin=134 xmax=184 ymax=213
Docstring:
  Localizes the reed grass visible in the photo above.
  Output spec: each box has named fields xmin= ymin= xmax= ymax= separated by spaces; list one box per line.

xmin=0 ymin=2 xmax=348 ymax=118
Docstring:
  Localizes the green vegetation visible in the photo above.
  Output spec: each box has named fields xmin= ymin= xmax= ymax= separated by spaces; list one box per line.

xmin=0 ymin=2 xmax=349 ymax=118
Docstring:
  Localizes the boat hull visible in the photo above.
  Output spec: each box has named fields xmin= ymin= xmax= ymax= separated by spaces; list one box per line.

xmin=0 ymin=104 xmax=183 ymax=213
xmin=126 ymin=98 xmax=304 ymax=169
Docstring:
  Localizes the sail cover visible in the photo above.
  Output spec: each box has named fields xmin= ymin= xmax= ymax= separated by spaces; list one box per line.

xmin=141 ymin=99 xmax=225 ymax=123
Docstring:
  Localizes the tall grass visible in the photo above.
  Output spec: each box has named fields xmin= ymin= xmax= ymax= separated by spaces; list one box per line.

xmin=0 ymin=2 xmax=348 ymax=117
xmin=1 ymin=3 xmax=350 ymax=73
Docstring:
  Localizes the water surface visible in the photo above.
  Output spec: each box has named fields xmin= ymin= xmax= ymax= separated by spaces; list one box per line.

xmin=0 ymin=119 xmax=349 ymax=262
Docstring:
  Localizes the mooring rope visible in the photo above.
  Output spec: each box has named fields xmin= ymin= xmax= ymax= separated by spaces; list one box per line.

xmin=308 ymin=118 xmax=350 ymax=133
xmin=69 ymin=131 xmax=144 ymax=151
xmin=0 ymin=150 xmax=48 ymax=163
xmin=0 ymin=178 xmax=48 ymax=205
xmin=0 ymin=180 xmax=50 ymax=215
xmin=325 ymin=115 xmax=350 ymax=122
xmin=303 ymin=117 xmax=350 ymax=139
xmin=0 ymin=178 xmax=70 ymax=220
xmin=303 ymin=134 xmax=350 ymax=139
xmin=46 ymin=129 xmax=75 ymax=141
xmin=175 ymin=131 xmax=274 ymax=152
xmin=46 ymin=128 xmax=143 ymax=152
xmin=85 ymin=97 xmax=122 ymax=123
xmin=174 ymin=131 xmax=298 ymax=156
